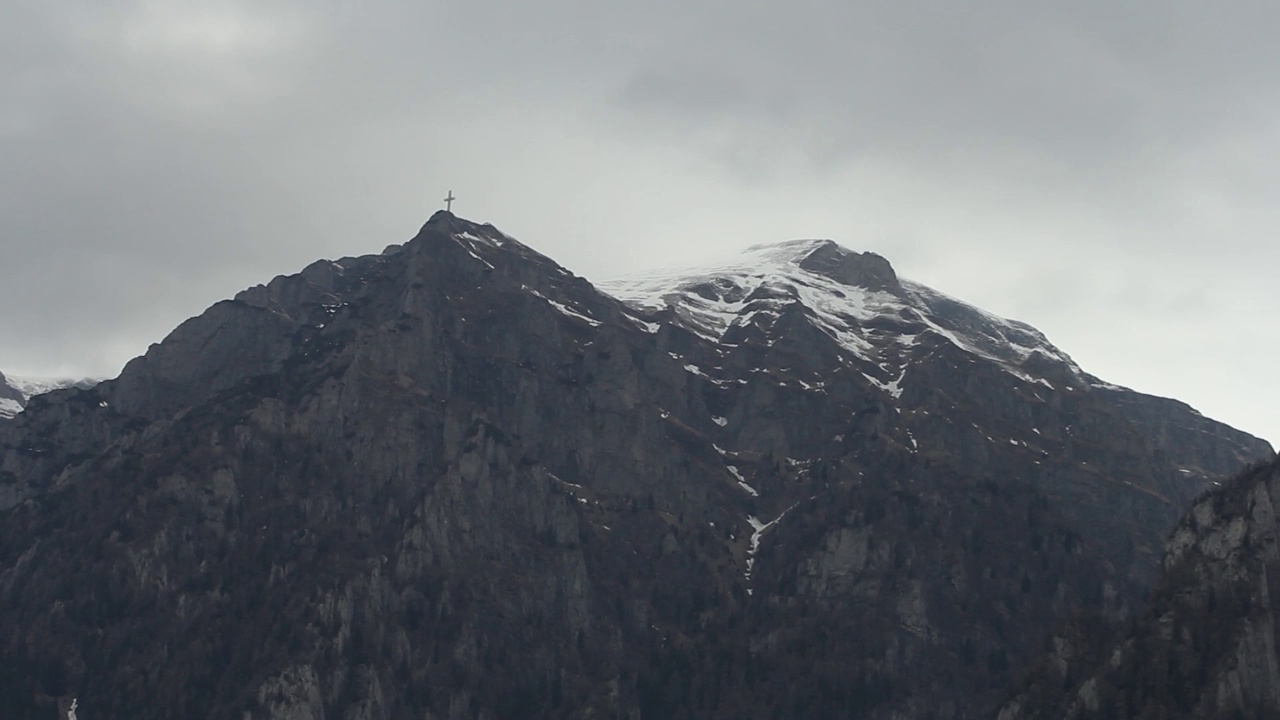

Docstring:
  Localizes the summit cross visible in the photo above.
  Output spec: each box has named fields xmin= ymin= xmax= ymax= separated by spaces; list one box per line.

xmin=444 ymin=190 xmax=455 ymax=212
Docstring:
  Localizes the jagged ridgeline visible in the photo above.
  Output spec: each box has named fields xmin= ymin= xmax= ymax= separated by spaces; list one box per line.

xmin=0 ymin=212 xmax=1269 ymax=720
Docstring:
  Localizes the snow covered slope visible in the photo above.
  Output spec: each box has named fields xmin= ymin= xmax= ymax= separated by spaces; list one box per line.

xmin=0 ymin=372 xmax=100 ymax=419
xmin=600 ymin=238 xmax=1084 ymax=391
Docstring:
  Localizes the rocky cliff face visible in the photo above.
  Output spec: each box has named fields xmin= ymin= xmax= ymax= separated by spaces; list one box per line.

xmin=0 ymin=212 xmax=1269 ymax=720
xmin=998 ymin=455 xmax=1280 ymax=720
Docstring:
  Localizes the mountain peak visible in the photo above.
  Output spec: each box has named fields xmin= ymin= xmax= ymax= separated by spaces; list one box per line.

xmin=793 ymin=241 xmax=900 ymax=292
xmin=685 ymin=238 xmax=903 ymax=293
xmin=417 ymin=212 xmax=518 ymax=250
xmin=603 ymin=238 xmax=1040 ymax=370
xmin=421 ymin=209 xmax=471 ymax=235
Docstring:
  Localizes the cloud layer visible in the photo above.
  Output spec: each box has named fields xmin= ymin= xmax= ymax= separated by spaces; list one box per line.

xmin=3 ymin=0 xmax=1277 ymax=442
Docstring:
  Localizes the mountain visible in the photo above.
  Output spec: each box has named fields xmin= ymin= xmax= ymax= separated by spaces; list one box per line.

xmin=0 ymin=372 xmax=99 ymax=420
xmin=600 ymin=239 xmax=1268 ymax=588
xmin=996 ymin=455 xmax=1280 ymax=720
xmin=0 ymin=212 xmax=1269 ymax=720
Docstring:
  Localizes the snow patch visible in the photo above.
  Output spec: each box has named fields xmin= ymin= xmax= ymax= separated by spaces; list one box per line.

xmin=524 ymin=286 xmax=601 ymax=327
xmin=0 ymin=398 xmax=21 ymax=419
xmin=545 ymin=297 xmax=601 ymax=326
xmin=727 ymin=465 xmax=758 ymax=496
xmin=453 ymin=234 xmax=497 ymax=269
xmin=456 ymin=230 xmax=505 ymax=248
xmin=744 ymin=504 xmax=800 ymax=592
xmin=625 ymin=314 xmax=661 ymax=333
xmin=863 ymin=367 xmax=906 ymax=399
xmin=551 ymin=475 xmax=584 ymax=490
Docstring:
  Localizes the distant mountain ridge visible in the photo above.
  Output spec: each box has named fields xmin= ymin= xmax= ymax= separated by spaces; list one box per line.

xmin=0 ymin=371 xmax=99 ymax=419
xmin=0 ymin=211 xmax=1269 ymax=720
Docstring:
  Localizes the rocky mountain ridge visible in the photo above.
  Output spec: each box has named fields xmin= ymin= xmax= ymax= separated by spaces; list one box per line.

xmin=0 ymin=211 xmax=1269 ymax=720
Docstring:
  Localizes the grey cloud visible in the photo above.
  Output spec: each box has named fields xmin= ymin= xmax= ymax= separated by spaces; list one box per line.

xmin=0 ymin=0 xmax=1277 ymax=443
xmin=610 ymin=2 xmax=1280 ymax=148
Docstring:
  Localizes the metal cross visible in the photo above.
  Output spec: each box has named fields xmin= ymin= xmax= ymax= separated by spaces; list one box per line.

xmin=444 ymin=190 xmax=455 ymax=212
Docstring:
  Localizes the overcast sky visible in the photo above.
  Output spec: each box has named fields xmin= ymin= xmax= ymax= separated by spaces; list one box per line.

xmin=2 ymin=0 xmax=1278 ymax=444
